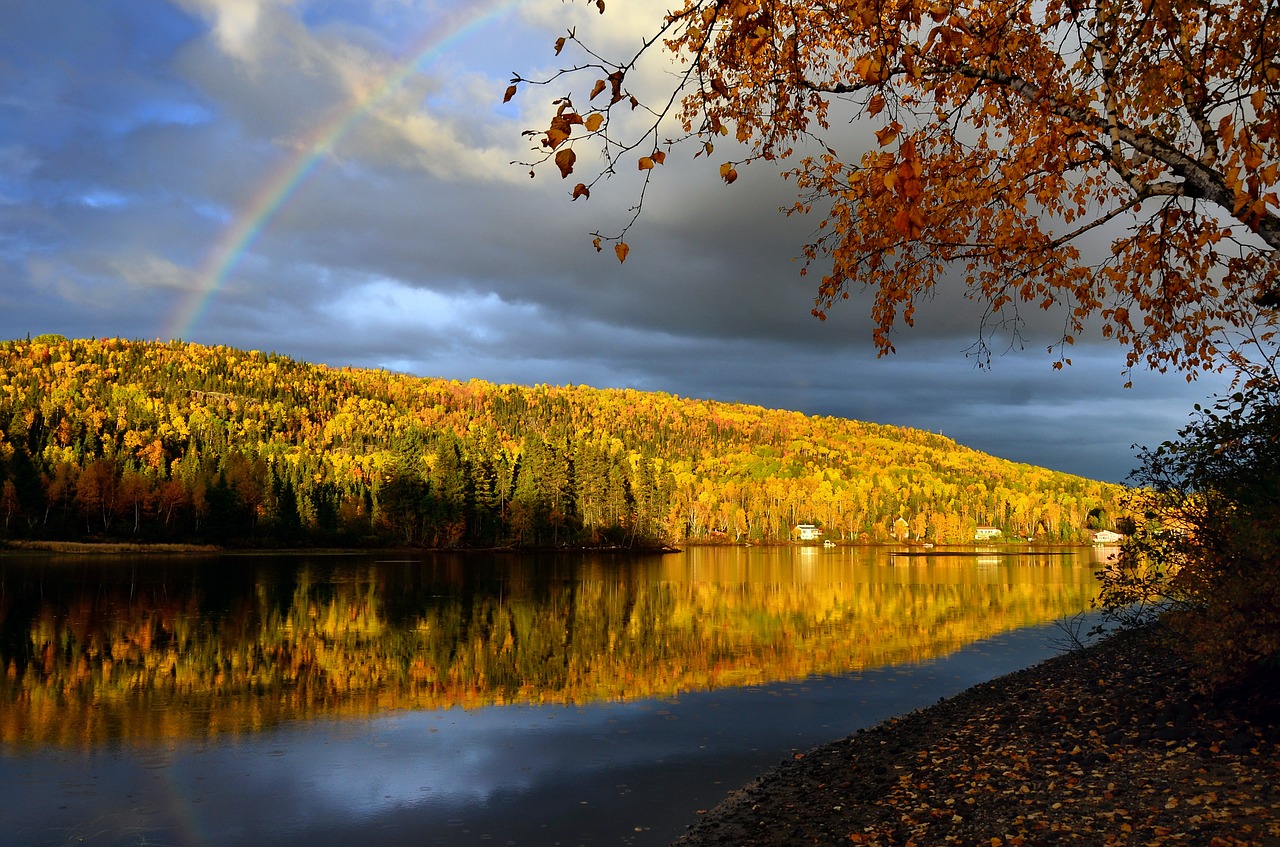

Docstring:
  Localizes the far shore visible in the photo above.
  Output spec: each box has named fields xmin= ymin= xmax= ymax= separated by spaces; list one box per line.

xmin=1 ymin=539 xmax=223 ymax=554
xmin=1 ymin=538 xmax=1103 ymax=560
xmin=0 ymin=539 xmax=683 ymax=556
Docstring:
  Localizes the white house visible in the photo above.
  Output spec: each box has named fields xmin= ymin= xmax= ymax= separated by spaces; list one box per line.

xmin=1091 ymin=530 xmax=1124 ymax=545
xmin=794 ymin=524 xmax=822 ymax=541
xmin=974 ymin=526 xmax=1003 ymax=541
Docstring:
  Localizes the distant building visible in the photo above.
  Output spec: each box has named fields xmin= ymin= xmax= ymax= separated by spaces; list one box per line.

xmin=795 ymin=524 xmax=822 ymax=541
xmin=1091 ymin=530 xmax=1124 ymax=545
xmin=974 ymin=526 xmax=1003 ymax=541
xmin=893 ymin=517 xmax=910 ymax=540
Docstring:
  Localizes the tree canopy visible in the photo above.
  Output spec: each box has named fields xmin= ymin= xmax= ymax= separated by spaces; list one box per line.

xmin=513 ymin=0 xmax=1280 ymax=377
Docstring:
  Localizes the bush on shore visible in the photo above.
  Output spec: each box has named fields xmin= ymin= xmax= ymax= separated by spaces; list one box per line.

xmin=1098 ymin=376 xmax=1280 ymax=695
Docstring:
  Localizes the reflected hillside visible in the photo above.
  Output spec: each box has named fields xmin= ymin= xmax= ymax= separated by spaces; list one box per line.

xmin=0 ymin=550 xmax=1099 ymax=746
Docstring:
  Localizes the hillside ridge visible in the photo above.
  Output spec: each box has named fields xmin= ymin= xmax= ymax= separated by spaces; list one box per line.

xmin=0 ymin=336 xmax=1122 ymax=548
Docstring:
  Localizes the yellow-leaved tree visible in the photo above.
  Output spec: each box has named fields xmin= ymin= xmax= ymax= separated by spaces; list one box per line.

xmin=510 ymin=0 xmax=1280 ymax=376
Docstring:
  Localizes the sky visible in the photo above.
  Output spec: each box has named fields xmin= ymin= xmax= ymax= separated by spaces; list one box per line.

xmin=0 ymin=0 xmax=1237 ymax=484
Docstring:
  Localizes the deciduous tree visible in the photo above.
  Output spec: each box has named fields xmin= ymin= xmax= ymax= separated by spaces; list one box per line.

xmin=513 ymin=0 xmax=1280 ymax=375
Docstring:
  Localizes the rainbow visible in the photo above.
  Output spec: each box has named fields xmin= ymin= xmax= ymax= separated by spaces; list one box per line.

xmin=167 ymin=0 xmax=527 ymax=341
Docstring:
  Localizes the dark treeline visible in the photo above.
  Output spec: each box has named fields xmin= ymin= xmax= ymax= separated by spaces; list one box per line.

xmin=0 ymin=336 xmax=1123 ymax=548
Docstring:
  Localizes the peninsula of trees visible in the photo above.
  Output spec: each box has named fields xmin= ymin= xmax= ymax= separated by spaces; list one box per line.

xmin=0 ymin=336 xmax=1121 ymax=548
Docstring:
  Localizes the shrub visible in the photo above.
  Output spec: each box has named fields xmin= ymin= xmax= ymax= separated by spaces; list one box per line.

xmin=1098 ymin=380 xmax=1280 ymax=693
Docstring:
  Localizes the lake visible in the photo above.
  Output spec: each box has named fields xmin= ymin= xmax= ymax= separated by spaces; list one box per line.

xmin=0 ymin=545 xmax=1109 ymax=846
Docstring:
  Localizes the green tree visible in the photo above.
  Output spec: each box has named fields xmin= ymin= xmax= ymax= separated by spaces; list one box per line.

xmin=0 ymin=479 xmax=18 ymax=535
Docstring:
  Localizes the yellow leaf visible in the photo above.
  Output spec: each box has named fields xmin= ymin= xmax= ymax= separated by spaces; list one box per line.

xmin=639 ymin=156 xmax=655 ymax=170
xmin=590 ymin=79 xmax=607 ymax=100
xmin=652 ymin=150 xmax=666 ymax=165
xmin=614 ymin=241 xmax=629 ymax=262
xmin=554 ymin=36 xmax=566 ymax=56
xmin=855 ymin=55 xmax=885 ymax=83
xmin=592 ymin=236 xmax=603 ymax=252
xmin=585 ymin=113 xmax=604 ymax=132
xmin=720 ymin=162 xmax=738 ymax=184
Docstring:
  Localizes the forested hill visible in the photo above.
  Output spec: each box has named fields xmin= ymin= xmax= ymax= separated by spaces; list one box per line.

xmin=0 ymin=336 xmax=1122 ymax=548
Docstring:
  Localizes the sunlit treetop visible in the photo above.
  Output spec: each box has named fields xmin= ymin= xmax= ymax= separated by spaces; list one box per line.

xmin=510 ymin=0 xmax=1280 ymax=380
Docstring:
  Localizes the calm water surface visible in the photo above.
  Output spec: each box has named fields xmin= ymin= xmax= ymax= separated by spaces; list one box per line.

xmin=0 ymin=545 xmax=1109 ymax=846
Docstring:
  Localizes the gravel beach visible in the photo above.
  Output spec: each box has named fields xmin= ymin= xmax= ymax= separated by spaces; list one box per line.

xmin=673 ymin=628 xmax=1280 ymax=846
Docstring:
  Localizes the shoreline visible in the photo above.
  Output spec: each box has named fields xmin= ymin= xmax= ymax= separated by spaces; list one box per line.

xmin=0 ymin=539 xmax=680 ymax=556
xmin=672 ymin=627 xmax=1279 ymax=846
xmin=0 ymin=539 xmax=223 ymax=554
xmin=0 ymin=538 xmax=1089 ymax=557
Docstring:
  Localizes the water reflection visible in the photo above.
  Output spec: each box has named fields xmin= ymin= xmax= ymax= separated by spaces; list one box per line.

xmin=0 ymin=546 xmax=1100 ymax=746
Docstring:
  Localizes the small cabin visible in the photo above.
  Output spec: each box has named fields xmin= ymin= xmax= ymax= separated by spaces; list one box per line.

xmin=974 ymin=526 xmax=1003 ymax=541
xmin=1091 ymin=530 xmax=1124 ymax=545
xmin=893 ymin=517 xmax=910 ymax=540
xmin=794 ymin=524 xmax=822 ymax=541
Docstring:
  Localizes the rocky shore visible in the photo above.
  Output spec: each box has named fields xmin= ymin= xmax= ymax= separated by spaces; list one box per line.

xmin=674 ymin=628 xmax=1279 ymax=846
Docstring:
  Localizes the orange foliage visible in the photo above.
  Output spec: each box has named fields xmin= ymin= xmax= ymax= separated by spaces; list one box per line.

xmin=515 ymin=0 xmax=1280 ymax=375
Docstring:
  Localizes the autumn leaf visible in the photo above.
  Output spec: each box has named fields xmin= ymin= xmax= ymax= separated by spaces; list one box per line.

xmin=585 ymin=113 xmax=604 ymax=132
xmin=720 ymin=162 xmax=738 ymax=184
xmin=854 ymin=54 xmax=885 ymax=83
xmin=543 ymin=114 xmax=573 ymax=150
xmin=571 ymin=183 xmax=590 ymax=199
xmin=554 ymin=36 xmax=566 ymax=56
xmin=892 ymin=206 xmax=924 ymax=239
xmin=503 ymin=84 xmax=518 ymax=104
xmin=614 ymin=241 xmax=629 ymax=262
xmin=875 ymin=122 xmax=901 ymax=147
xmin=608 ymin=70 xmax=625 ymax=104
xmin=639 ymin=156 xmax=655 ymax=170
xmin=651 ymin=150 xmax=666 ymax=165
xmin=555 ymin=148 xmax=576 ymax=179
xmin=590 ymin=79 xmax=607 ymax=100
